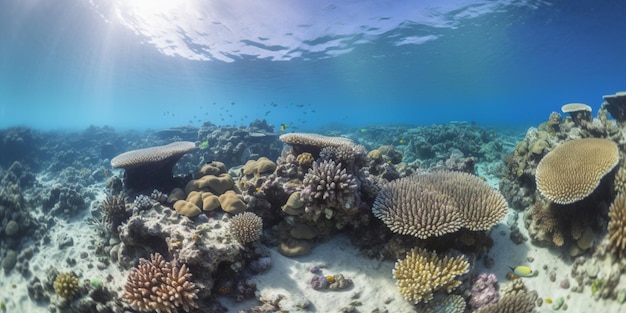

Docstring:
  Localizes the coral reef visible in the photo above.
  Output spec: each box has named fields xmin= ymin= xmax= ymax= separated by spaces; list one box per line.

xmin=535 ymin=138 xmax=618 ymax=204
xmin=123 ymin=253 xmax=199 ymax=313
xmin=602 ymin=91 xmax=626 ymax=124
xmin=392 ymin=247 xmax=469 ymax=304
xmin=469 ymin=272 xmax=499 ymax=309
xmin=229 ymin=212 xmax=263 ymax=244
xmin=373 ymin=171 xmax=508 ymax=239
xmin=111 ymin=141 xmax=196 ymax=191
xmin=196 ymin=119 xmax=282 ymax=168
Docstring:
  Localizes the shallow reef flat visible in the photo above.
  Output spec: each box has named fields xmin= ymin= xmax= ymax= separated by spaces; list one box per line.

xmin=2 ymin=97 xmax=626 ymax=313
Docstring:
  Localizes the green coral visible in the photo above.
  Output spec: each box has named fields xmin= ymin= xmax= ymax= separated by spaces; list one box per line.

xmin=53 ymin=272 xmax=80 ymax=300
xmin=591 ymin=278 xmax=606 ymax=295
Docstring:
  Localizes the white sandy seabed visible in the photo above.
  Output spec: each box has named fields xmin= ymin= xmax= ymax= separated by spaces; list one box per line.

xmin=2 ymin=178 xmax=626 ymax=313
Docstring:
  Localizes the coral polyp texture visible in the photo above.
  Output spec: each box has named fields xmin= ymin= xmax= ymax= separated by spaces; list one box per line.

xmin=110 ymin=141 xmax=196 ymax=190
xmin=229 ymin=211 xmax=263 ymax=244
xmin=608 ymin=193 xmax=626 ymax=258
xmin=301 ymin=159 xmax=358 ymax=214
xmin=279 ymin=132 xmax=356 ymax=157
xmin=53 ymin=272 xmax=80 ymax=300
xmin=473 ymin=291 xmax=537 ymax=313
xmin=392 ymin=247 xmax=470 ymax=304
xmin=373 ymin=171 xmax=508 ymax=239
xmin=123 ymin=253 xmax=199 ymax=313
xmin=111 ymin=141 xmax=196 ymax=168
xmin=535 ymin=138 xmax=618 ymax=204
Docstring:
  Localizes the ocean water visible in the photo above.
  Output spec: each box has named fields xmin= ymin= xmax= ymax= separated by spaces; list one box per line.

xmin=1 ymin=0 xmax=625 ymax=131
xmin=2 ymin=1 xmax=626 ymax=313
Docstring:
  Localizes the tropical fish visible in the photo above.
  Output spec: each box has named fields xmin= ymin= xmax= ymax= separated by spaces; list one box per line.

xmin=280 ymin=124 xmax=289 ymax=131
xmin=360 ymin=128 xmax=367 ymax=133
xmin=399 ymin=139 xmax=405 ymax=144
xmin=199 ymin=141 xmax=209 ymax=149
xmin=509 ymin=265 xmax=534 ymax=277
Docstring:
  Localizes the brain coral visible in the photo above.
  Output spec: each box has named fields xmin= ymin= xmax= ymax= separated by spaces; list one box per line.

xmin=608 ymin=193 xmax=626 ymax=258
xmin=393 ymin=248 xmax=469 ymax=304
xmin=229 ymin=211 xmax=263 ymax=244
xmin=373 ymin=171 xmax=508 ymax=239
xmin=124 ymin=253 xmax=198 ymax=313
xmin=535 ymin=138 xmax=618 ymax=204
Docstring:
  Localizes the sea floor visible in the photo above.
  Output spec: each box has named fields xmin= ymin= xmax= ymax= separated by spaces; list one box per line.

xmin=1 ymin=123 xmax=625 ymax=312
xmin=0 ymin=168 xmax=624 ymax=313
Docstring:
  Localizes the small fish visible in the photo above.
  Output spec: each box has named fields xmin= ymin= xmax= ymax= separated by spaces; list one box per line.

xmin=399 ymin=139 xmax=405 ymax=144
xmin=280 ymin=124 xmax=289 ymax=131
xmin=509 ymin=265 xmax=534 ymax=277
xmin=360 ymin=128 xmax=367 ymax=133
xmin=199 ymin=141 xmax=209 ymax=149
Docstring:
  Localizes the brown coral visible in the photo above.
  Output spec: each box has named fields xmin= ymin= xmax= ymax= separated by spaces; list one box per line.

xmin=474 ymin=291 xmax=537 ymax=313
xmin=123 ymin=253 xmax=199 ymax=313
xmin=53 ymin=272 xmax=80 ymax=300
xmin=608 ymin=193 xmax=626 ymax=258
xmin=393 ymin=248 xmax=469 ymax=304
xmin=535 ymin=138 xmax=619 ymax=204
xmin=373 ymin=171 xmax=508 ymax=239
xmin=229 ymin=212 xmax=263 ymax=244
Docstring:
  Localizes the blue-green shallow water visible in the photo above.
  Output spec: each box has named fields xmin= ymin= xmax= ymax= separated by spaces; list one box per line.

xmin=1 ymin=0 xmax=625 ymax=131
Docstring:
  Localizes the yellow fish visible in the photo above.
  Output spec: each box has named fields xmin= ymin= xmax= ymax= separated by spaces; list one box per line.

xmin=399 ymin=139 xmax=405 ymax=144
xmin=509 ymin=265 xmax=534 ymax=277
xmin=280 ymin=124 xmax=289 ymax=131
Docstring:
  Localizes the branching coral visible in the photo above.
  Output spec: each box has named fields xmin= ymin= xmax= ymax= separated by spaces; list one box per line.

xmin=608 ymin=193 xmax=626 ymax=258
xmin=229 ymin=211 xmax=263 ymax=244
xmin=392 ymin=248 xmax=469 ymax=304
xmin=123 ymin=253 xmax=199 ymax=313
xmin=373 ymin=171 xmax=508 ymax=239
xmin=300 ymin=159 xmax=358 ymax=215
xmin=101 ymin=194 xmax=129 ymax=234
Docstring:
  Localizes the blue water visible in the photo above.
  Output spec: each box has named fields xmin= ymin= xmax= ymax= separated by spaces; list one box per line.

xmin=1 ymin=0 xmax=625 ymax=131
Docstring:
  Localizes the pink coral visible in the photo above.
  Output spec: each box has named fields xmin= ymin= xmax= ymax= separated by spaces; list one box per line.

xmin=469 ymin=272 xmax=500 ymax=309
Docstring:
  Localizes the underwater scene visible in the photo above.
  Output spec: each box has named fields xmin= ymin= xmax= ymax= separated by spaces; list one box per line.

xmin=2 ymin=0 xmax=626 ymax=312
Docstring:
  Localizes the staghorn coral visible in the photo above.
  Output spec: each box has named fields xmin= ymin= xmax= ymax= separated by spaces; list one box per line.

xmin=124 ymin=253 xmax=199 ymax=313
xmin=608 ymin=193 xmax=626 ymax=258
xmin=229 ymin=212 xmax=263 ymax=244
xmin=535 ymin=138 xmax=618 ymax=204
xmin=110 ymin=141 xmax=196 ymax=191
xmin=373 ymin=171 xmax=508 ymax=239
xmin=53 ymin=272 xmax=80 ymax=300
xmin=300 ymin=159 xmax=358 ymax=215
xmin=392 ymin=247 xmax=469 ymax=304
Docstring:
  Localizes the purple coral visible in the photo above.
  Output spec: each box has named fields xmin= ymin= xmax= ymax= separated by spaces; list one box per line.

xmin=469 ymin=272 xmax=499 ymax=309
xmin=310 ymin=275 xmax=329 ymax=290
